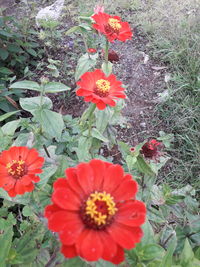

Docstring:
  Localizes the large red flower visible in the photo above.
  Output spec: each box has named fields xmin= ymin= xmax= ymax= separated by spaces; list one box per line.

xmin=44 ymin=159 xmax=146 ymax=264
xmin=0 ymin=146 xmax=44 ymax=197
xmin=92 ymin=12 xmax=132 ymax=42
xmin=76 ymin=69 xmax=126 ymax=110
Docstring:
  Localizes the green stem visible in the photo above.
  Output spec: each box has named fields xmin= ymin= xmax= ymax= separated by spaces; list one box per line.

xmin=40 ymin=84 xmax=45 ymax=109
xmin=80 ymin=103 xmax=96 ymax=127
xmin=105 ymin=38 xmax=109 ymax=65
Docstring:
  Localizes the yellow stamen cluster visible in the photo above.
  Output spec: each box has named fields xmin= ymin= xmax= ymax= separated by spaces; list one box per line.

xmin=108 ymin=18 xmax=122 ymax=31
xmin=96 ymin=79 xmax=110 ymax=93
xmin=85 ymin=191 xmax=117 ymax=226
xmin=6 ymin=160 xmax=25 ymax=177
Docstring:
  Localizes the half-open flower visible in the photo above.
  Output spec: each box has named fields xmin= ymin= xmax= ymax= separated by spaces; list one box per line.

xmin=0 ymin=146 xmax=44 ymax=197
xmin=76 ymin=69 xmax=126 ymax=110
xmin=44 ymin=159 xmax=146 ymax=264
xmin=141 ymin=139 xmax=163 ymax=160
xmin=92 ymin=12 xmax=132 ymax=42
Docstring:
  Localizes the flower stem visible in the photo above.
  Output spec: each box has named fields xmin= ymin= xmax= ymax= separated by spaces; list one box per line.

xmin=105 ymin=38 xmax=109 ymax=64
xmin=80 ymin=103 xmax=96 ymax=127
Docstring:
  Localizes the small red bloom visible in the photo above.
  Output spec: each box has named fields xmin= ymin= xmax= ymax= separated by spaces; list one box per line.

xmin=102 ymin=49 xmax=119 ymax=62
xmin=92 ymin=12 xmax=132 ymax=42
xmin=0 ymin=146 xmax=44 ymax=197
xmin=88 ymin=48 xmax=97 ymax=53
xmin=44 ymin=159 xmax=146 ymax=264
xmin=141 ymin=139 xmax=163 ymax=159
xmin=76 ymin=69 xmax=126 ymax=110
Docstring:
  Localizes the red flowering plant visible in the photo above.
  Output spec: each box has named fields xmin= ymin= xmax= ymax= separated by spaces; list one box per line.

xmin=76 ymin=69 xmax=126 ymax=110
xmin=0 ymin=146 xmax=44 ymax=197
xmin=92 ymin=12 xmax=132 ymax=43
xmin=44 ymin=159 xmax=146 ymax=264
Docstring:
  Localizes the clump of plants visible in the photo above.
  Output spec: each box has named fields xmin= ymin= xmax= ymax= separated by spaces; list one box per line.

xmin=0 ymin=5 xmax=199 ymax=267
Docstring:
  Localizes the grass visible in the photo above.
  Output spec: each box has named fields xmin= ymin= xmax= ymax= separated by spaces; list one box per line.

xmin=129 ymin=0 xmax=200 ymax=191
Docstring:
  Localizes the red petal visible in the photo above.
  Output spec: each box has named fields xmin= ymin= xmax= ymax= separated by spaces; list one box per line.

xmin=44 ymin=204 xmax=60 ymax=218
xmin=76 ymin=89 xmax=92 ymax=96
xmin=109 ymin=245 xmax=125 ymax=264
xmin=15 ymin=180 xmax=25 ymax=195
xmin=99 ymin=231 xmax=117 ymax=261
xmin=52 ymin=187 xmax=80 ymax=210
xmin=66 ymin=168 xmax=85 ymax=196
xmin=76 ymin=163 xmax=94 ymax=194
xmin=112 ymin=179 xmax=138 ymax=201
xmin=47 ymin=211 xmax=71 ymax=231
xmin=61 ymin=245 xmax=77 ymax=258
xmin=20 ymin=175 xmax=32 ymax=185
xmin=107 ymin=223 xmax=143 ymax=249
xmin=7 ymin=188 xmax=17 ymax=197
xmin=89 ymin=159 xmax=105 ymax=190
xmin=116 ymin=200 xmax=146 ymax=227
xmin=103 ymin=164 xmax=124 ymax=193
xmin=25 ymin=182 xmax=34 ymax=192
xmin=96 ymin=101 xmax=106 ymax=110
xmin=76 ymin=229 xmax=103 ymax=261
xmin=53 ymin=178 xmax=68 ymax=190
xmin=59 ymin=215 xmax=84 ymax=245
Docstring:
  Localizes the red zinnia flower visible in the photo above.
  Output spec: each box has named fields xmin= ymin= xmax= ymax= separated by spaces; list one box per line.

xmin=141 ymin=139 xmax=163 ymax=159
xmin=0 ymin=146 xmax=44 ymax=197
xmin=76 ymin=69 xmax=126 ymax=110
xmin=44 ymin=159 xmax=146 ymax=264
xmin=92 ymin=12 xmax=132 ymax=42
xmin=88 ymin=48 xmax=97 ymax=53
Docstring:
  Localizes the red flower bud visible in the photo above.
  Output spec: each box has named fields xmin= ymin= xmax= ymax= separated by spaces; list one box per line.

xmin=88 ymin=48 xmax=97 ymax=53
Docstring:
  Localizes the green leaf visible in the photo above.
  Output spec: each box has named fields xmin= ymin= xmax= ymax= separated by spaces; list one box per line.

xmin=44 ymin=82 xmax=70 ymax=93
xmin=126 ymin=155 xmax=137 ymax=171
xmin=26 ymin=48 xmax=37 ymax=57
xmin=101 ymin=61 xmax=113 ymax=76
xmin=34 ymin=109 xmax=64 ymax=139
xmin=0 ymin=110 xmax=20 ymax=122
xmin=159 ymin=240 xmax=177 ymax=267
xmin=20 ymin=96 xmax=52 ymax=113
xmin=65 ymin=26 xmax=81 ymax=35
xmin=22 ymin=206 xmax=33 ymax=217
xmin=0 ymin=30 xmax=12 ymax=38
xmin=37 ymin=166 xmax=57 ymax=188
xmin=91 ymin=128 xmax=109 ymax=142
xmin=75 ymin=53 xmax=98 ymax=81
xmin=141 ymin=220 xmax=155 ymax=245
xmin=0 ymin=67 xmax=13 ymax=75
xmin=180 ymin=238 xmax=194 ymax=266
xmin=76 ymin=136 xmax=92 ymax=161
xmin=95 ymin=107 xmax=114 ymax=133
xmin=135 ymin=155 xmax=155 ymax=176
xmin=96 ymin=259 xmax=116 ymax=267
xmin=0 ymin=226 xmax=13 ymax=266
xmin=61 ymin=257 xmax=87 ymax=266
xmin=1 ymin=119 xmax=20 ymax=136
xmin=10 ymin=80 xmax=41 ymax=92
xmin=142 ymin=244 xmax=165 ymax=261
xmin=7 ymin=44 xmax=23 ymax=53
xmin=0 ymin=48 xmax=9 ymax=60
xmin=14 ymin=224 xmax=46 ymax=264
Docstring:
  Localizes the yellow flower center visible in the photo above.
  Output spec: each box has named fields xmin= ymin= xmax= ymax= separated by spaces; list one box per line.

xmin=83 ymin=191 xmax=117 ymax=227
xmin=95 ymin=79 xmax=110 ymax=97
xmin=108 ymin=18 xmax=122 ymax=31
xmin=6 ymin=159 xmax=27 ymax=179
